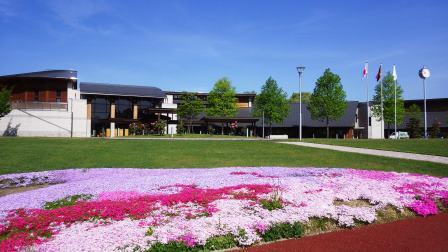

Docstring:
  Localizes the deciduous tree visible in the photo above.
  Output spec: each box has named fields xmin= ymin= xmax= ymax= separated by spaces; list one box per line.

xmin=308 ymin=69 xmax=347 ymax=138
xmin=253 ymin=77 xmax=289 ymax=136
xmin=177 ymin=92 xmax=204 ymax=134
xmin=371 ymin=72 xmax=405 ymax=136
xmin=206 ymin=78 xmax=238 ymax=134
xmin=0 ymin=87 xmax=11 ymax=118
xmin=406 ymin=104 xmax=422 ymax=138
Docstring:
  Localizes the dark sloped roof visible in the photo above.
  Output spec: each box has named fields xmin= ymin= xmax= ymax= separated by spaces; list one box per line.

xmin=258 ymin=101 xmax=358 ymax=128
xmin=80 ymin=82 xmax=165 ymax=98
xmin=0 ymin=70 xmax=77 ymax=80
xmin=194 ymin=102 xmax=358 ymax=127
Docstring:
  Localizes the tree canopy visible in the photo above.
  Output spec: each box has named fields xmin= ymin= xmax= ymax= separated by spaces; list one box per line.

xmin=406 ymin=104 xmax=422 ymax=138
xmin=206 ymin=78 xmax=238 ymax=134
xmin=289 ymin=92 xmax=311 ymax=104
xmin=0 ymin=87 xmax=11 ymax=118
xmin=308 ymin=69 xmax=347 ymax=138
xmin=177 ymin=92 xmax=204 ymax=133
xmin=253 ymin=77 xmax=290 ymax=131
xmin=371 ymin=72 xmax=405 ymax=134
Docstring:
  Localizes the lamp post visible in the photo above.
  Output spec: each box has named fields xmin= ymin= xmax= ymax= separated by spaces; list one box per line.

xmin=296 ymin=66 xmax=305 ymax=141
xmin=419 ymin=66 xmax=430 ymax=138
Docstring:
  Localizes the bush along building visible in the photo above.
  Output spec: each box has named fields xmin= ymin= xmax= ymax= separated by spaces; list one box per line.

xmin=1 ymin=69 xmax=446 ymax=138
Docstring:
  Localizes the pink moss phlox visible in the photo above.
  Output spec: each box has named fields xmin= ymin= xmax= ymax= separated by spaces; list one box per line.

xmin=350 ymin=170 xmax=398 ymax=180
xmin=254 ymin=222 xmax=268 ymax=234
xmin=304 ymin=188 xmax=323 ymax=194
xmin=97 ymin=191 xmax=144 ymax=201
xmin=408 ymin=197 xmax=438 ymax=216
xmin=230 ymin=171 xmax=278 ymax=178
xmin=0 ymin=184 xmax=273 ymax=250
xmin=181 ymin=233 xmax=196 ymax=247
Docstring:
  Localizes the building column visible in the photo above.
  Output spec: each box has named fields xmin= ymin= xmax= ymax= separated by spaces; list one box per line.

xmin=133 ymin=105 xmax=138 ymax=119
xmin=110 ymin=122 xmax=115 ymax=138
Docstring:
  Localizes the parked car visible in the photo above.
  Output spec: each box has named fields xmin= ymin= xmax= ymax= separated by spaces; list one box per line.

xmin=389 ymin=131 xmax=410 ymax=139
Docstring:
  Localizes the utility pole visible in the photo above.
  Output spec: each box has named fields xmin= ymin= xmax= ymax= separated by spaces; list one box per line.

xmin=296 ymin=66 xmax=305 ymax=140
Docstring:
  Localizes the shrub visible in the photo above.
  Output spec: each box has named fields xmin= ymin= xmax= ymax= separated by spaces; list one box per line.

xmin=43 ymin=194 xmax=93 ymax=210
xmin=203 ymin=234 xmax=237 ymax=250
xmin=261 ymin=222 xmax=304 ymax=242
xmin=260 ymin=198 xmax=283 ymax=211
xmin=146 ymin=241 xmax=197 ymax=252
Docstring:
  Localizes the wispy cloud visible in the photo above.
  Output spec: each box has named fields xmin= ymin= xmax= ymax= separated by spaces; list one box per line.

xmin=44 ymin=0 xmax=110 ymax=32
xmin=0 ymin=0 xmax=16 ymax=19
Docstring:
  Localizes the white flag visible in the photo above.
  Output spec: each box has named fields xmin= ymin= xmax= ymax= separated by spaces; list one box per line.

xmin=392 ymin=65 xmax=397 ymax=81
xmin=363 ymin=62 xmax=368 ymax=78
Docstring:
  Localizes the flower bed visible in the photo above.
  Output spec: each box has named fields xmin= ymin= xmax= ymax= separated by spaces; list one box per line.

xmin=0 ymin=167 xmax=447 ymax=251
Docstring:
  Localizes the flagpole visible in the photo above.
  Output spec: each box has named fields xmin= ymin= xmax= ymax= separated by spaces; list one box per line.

xmin=380 ymin=77 xmax=384 ymax=139
xmin=394 ymin=76 xmax=397 ymax=138
xmin=366 ymin=70 xmax=369 ymax=139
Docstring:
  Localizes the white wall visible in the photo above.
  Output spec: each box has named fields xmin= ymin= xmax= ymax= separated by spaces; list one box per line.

xmin=0 ymin=84 xmax=90 ymax=137
xmin=369 ymin=105 xmax=384 ymax=139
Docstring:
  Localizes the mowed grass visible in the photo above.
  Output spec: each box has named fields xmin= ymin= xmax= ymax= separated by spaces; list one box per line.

xmin=0 ymin=137 xmax=447 ymax=177
xmin=301 ymin=139 xmax=448 ymax=157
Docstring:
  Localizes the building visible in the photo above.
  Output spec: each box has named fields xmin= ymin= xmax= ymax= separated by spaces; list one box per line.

xmin=0 ymin=70 xmax=89 ymax=137
xmin=1 ymin=69 xmax=446 ymax=138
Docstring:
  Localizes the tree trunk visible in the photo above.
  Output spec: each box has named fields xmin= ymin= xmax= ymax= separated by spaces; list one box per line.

xmin=326 ymin=117 xmax=330 ymax=138
xmin=189 ymin=117 xmax=193 ymax=134
xmin=221 ymin=122 xmax=224 ymax=135
xmin=269 ymin=122 xmax=272 ymax=137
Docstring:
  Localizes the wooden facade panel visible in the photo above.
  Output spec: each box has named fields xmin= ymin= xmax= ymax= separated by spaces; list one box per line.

xmin=0 ymin=79 xmax=68 ymax=103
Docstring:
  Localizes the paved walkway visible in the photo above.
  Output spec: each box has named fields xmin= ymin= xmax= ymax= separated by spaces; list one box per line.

xmin=279 ymin=141 xmax=448 ymax=164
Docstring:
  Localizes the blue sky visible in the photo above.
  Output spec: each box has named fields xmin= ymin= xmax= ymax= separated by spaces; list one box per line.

xmin=1 ymin=0 xmax=447 ymax=101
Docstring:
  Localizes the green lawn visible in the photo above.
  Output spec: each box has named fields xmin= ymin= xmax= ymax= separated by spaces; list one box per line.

xmin=1 ymin=137 xmax=447 ymax=177
xmin=301 ymin=139 xmax=448 ymax=157
xmin=124 ymin=134 xmax=256 ymax=138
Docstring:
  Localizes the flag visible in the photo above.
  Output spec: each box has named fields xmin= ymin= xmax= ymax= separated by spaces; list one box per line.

xmin=392 ymin=65 xmax=397 ymax=81
xmin=376 ymin=64 xmax=382 ymax=82
xmin=363 ymin=62 xmax=368 ymax=78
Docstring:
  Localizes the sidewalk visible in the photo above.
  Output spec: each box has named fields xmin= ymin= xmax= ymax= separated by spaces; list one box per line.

xmin=279 ymin=141 xmax=448 ymax=164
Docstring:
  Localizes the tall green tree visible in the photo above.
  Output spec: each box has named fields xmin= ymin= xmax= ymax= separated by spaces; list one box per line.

xmin=206 ymin=78 xmax=238 ymax=134
xmin=406 ymin=104 xmax=422 ymax=138
xmin=0 ymin=87 xmax=12 ymax=118
xmin=371 ymin=72 xmax=405 ymax=136
xmin=176 ymin=92 xmax=204 ymax=134
xmin=430 ymin=119 xmax=441 ymax=138
xmin=253 ymin=77 xmax=290 ymax=135
xmin=289 ymin=92 xmax=311 ymax=104
xmin=308 ymin=69 xmax=347 ymax=138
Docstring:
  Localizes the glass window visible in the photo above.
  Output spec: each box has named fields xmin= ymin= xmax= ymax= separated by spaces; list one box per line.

xmin=91 ymin=97 xmax=110 ymax=120
xmin=56 ymin=89 xmax=62 ymax=102
xmin=115 ymin=98 xmax=132 ymax=119
xmin=34 ymin=90 xmax=39 ymax=101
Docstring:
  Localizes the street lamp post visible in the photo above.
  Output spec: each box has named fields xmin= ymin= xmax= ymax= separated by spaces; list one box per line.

xmin=419 ymin=66 xmax=430 ymax=138
xmin=296 ymin=66 xmax=305 ymax=141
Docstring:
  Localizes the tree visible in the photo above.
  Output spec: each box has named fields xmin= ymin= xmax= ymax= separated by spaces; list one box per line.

xmin=0 ymin=87 xmax=12 ymax=118
xmin=206 ymin=78 xmax=238 ymax=134
xmin=371 ymin=72 xmax=405 ymax=136
xmin=253 ymin=77 xmax=290 ymax=135
xmin=153 ymin=119 xmax=167 ymax=135
xmin=430 ymin=119 xmax=441 ymax=138
xmin=176 ymin=92 xmax=204 ymax=134
xmin=406 ymin=104 xmax=422 ymax=138
xmin=289 ymin=92 xmax=311 ymax=104
xmin=308 ymin=69 xmax=347 ymax=138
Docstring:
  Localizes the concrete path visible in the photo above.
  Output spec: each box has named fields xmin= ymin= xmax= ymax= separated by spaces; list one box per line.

xmin=279 ymin=141 xmax=448 ymax=164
